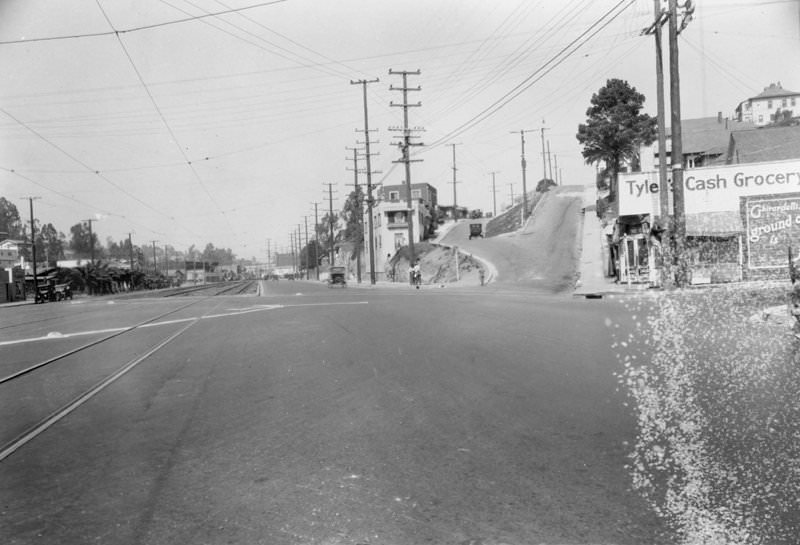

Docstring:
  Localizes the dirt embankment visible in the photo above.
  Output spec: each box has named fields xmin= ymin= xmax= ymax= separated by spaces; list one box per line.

xmin=389 ymin=242 xmax=485 ymax=286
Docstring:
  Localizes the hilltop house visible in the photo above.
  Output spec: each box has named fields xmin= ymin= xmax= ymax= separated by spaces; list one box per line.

xmin=734 ymin=82 xmax=800 ymax=126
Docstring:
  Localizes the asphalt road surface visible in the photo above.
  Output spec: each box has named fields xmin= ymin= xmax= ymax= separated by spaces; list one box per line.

xmin=0 ymin=280 xmax=664 ymax=545
xmin=440 ymin=186 xmax=585 ymax=293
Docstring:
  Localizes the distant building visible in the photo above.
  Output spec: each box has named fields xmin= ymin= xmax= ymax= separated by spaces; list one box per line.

xmin=437 ymin=204 xmax=469 ymax=220
xmin=735 ymin=82 xmax=800 ymax=126
xmin=0 ymin=239 xmax=22 ymax=269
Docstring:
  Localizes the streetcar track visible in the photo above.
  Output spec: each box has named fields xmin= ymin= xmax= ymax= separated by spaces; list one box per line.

xmin=0 ymin=297 xmax=208 ymax=385
xmin=0 ymin=318 xmax=199 ymax=462
xmin=0 ymin=295 xmax=239 ymax=461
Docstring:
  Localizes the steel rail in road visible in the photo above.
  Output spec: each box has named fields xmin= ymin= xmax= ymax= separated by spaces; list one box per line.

xmin=163 ymin=280 xmax=255 ymax=297
xmin=0 ymin=318 xmax=199 ymax=462
xmin=0 ymin=285 xmax=244 ymax=386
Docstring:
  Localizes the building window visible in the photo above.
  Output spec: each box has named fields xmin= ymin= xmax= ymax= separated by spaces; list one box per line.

xmin=782 ymin=99 xmax=787 ymax=107
xmin=767 ymin=100 xmax=773 ymax=108
xmin=411 ymin=189 xmax=421 ymax=199
xmin=758 ymin=115 xmax=764 ymax=123
xmin=389 ymin=191 xmax=399 ymax=201
xmin=792 ymin=98 xmax=797 ymax=107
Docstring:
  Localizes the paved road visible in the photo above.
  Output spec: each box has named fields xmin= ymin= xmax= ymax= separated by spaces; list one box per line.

xmin=0 ymin=281 xmax=663 ymax=545
xmin=440 ymin=186 xmax=585 ymax=293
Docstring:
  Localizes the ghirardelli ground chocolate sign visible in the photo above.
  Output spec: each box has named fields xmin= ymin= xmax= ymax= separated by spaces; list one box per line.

xmin=744 ymin=193 xmax=800 ymax=269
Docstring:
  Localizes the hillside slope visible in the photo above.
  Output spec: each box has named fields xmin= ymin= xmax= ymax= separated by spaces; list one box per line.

xmin=439 ymin=185 xmax=585 ymax=293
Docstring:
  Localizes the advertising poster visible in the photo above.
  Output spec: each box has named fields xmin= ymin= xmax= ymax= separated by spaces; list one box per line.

xmin=744 ymin=193 xmax=800 ymax=269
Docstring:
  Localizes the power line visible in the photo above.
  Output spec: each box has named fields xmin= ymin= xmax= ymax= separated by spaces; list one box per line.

xmin=0 ymin=0 xmax=289 ymax=45
xmin=0 ymin=107 xmax=176 ymax=223
xmin=95 ymin=0 xmax=238 ymax=241
xmin=423 ymin=0 xmax=638 ymax=150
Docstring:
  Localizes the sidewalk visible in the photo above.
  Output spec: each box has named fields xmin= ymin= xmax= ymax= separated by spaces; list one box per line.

xmin=573 ymin=188 xmax=643 ymax=298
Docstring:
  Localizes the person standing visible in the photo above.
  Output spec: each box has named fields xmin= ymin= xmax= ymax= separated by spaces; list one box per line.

xmin=384 ymin=253 xmax=394 ymax=282
xmin=410 ymin=259 xmax=421 ymax=288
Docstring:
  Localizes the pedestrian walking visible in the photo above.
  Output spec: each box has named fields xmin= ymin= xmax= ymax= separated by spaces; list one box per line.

xmin=410 ymin=259 xmax=421 ymax=288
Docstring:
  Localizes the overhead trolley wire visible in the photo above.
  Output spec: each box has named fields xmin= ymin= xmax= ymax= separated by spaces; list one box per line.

xmin=0 ymin=107 xmax=178 ymax=224
xmin=422 ymin=0 xmax=638 ymax=152
xmin=94 ymin=0 xmax=239 ymax=241
xmin=0 ymin=0 xmax=289 ymax=45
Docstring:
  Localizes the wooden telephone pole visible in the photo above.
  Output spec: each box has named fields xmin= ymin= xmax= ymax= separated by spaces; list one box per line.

xmin=351 ymin=78 xmax=380 ymax=284
xmin=389 ymin=69 xmax=424 ymax=270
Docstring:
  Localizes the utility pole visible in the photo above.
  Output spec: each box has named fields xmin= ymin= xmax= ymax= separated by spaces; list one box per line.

xmin=510 ymin=130 xmax=532 ymax=219
xmin=540 ymin=124 xmax=549 ymax=182
xmin=289 ymin=233 xmax=295 ymax=275
xmin=165 ymin=245 xmax=169 ymax=279
xmin=24 ymin=197 xmax=40 ymax=299
xmin=297 ymin=224 xmax=303 ymax=278
xmin=345 ymin=145 xmax=363 ymax=283
xmin=128 ymin=233 xmax=135 ymax=273
xmin=266 ymin=238 xmax=271 ymax=273
xmin=311 ymin=202 xmax=320 ymax=280
xmin=668 ymin=0 xmax=693 ymax=286
xmin=508 ymin=183 xmax=515 ymax=207
xmin=449 ymin=143 xmax=462 ymax=220
xmin=546 ymin=141 xmax=554 ymax=182
xmin=554 ymin=155 xmax=560 ymax=185
xmin=304 ymin=216 xmax=310 ymax=281
xmin=643 ymin=0 xmax=672 ymax=287
xmin=150 ymin=240 xmax=158 ymax=274
xmin=325 ymin=183 xmax=337 ymax=266
xmin=489 ymin=172 xmax=499 ymax=217
xmin=389 ymin=69 xmax=423 ymax=271
xmin=351 ymin=77 xmax=380 ymax=284
xmin=83 ymin=218 xmax=96 ymax=265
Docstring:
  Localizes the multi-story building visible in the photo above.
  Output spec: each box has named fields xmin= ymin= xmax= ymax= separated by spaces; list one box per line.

xmin=364 ymin=183 xmax=438 ymax=276
xmin=735 ymin=82 xmax=800 ymax=126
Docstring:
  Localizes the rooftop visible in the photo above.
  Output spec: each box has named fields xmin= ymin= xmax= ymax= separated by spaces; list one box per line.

xmin=728 ymin=125 xmax=800 ymax=164
xmin=662 ymin=116 xmax=755 ymax=156
xmin=751 ymin=82 xmax=800 ymax=100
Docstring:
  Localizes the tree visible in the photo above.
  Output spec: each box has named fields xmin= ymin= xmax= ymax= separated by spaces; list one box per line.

xmin=0 ymin=197 xmax=23 ymax=240
xmin=69 ymin=222 xmax=101 ymax=260
xmin=536 ymin=178 xmax=557 ymax=192
xmin=316 ymin=211 xmax=340 ymax=261
xmin=200 ymin=243 xmax=235 ymax=270
xmin=576 ymin=78 xmax=657 ymax=203
xmin=341 ymin=187 xmax=364 ymax=253
xmin=37 ymin=223 xmax=65 ymax=266
xmin=770 ymin=108 xmax=797 ymax=127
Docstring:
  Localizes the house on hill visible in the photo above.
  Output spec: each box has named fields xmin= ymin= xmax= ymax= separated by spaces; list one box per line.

xmin=735 ymin=82 xmax=800 ymax=126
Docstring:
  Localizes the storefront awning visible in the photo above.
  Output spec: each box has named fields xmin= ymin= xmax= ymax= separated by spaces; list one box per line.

xmin=685 ymin=211 xmax=743 ymax=237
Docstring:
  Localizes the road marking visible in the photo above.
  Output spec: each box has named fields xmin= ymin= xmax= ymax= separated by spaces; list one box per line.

xmin=0 ymin=301 xmax=368 ymax=347
xmin=0 ymin=320 xmax=198 ymax=462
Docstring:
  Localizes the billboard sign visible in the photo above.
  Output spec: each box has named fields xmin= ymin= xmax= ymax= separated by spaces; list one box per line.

xmin=618 ymin=159 xmax=800 ymax=216
xmin=744 ymin=193 xmax=800 ymax=269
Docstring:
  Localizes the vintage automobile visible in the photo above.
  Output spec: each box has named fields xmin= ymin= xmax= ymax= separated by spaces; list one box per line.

xmin=327 ymin=266 xmax=346 ymax=287
xmin=469 ymin=223 xmax=484 ymax=239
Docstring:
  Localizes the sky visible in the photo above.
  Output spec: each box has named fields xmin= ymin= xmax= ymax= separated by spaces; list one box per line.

xmin=1 ymin=0 xmax=798 ymax=261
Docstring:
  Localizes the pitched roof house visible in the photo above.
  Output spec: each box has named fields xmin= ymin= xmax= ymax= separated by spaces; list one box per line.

xmin=726 ymin=125 xmax=800 ymax=164
xmin=735 ymin=82 xmax=800 ymax=126
xmin=644 ymin=114 xmax=754 ymax=170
